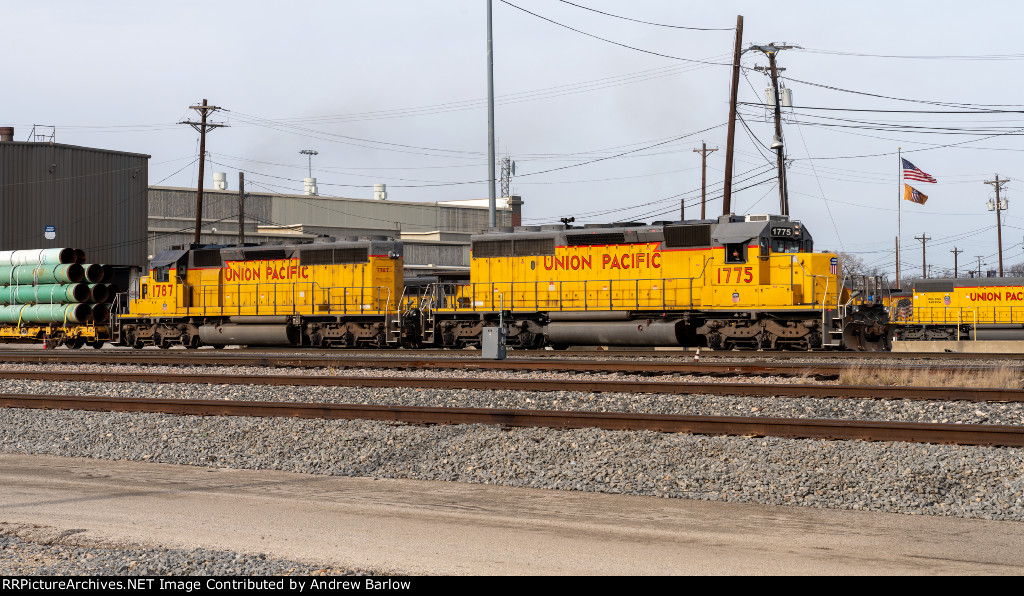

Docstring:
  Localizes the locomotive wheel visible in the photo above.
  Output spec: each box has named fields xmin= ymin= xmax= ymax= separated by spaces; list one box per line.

xmin=153 ymin=332 xmax=171 ymax=349
xmin=67 ymin=338 xmax=86 ymax=350
xmin=124 ymin=331 xmax=143 ymax=350
xmin=183 ymin=334 xmax=200 ymax=349
xmin=88 ymin=341 xmax=105 ymax=349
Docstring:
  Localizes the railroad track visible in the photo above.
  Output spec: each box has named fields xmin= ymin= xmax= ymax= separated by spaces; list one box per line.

xmin=0 ymin=352 xmax=1017 ymax=379
xmin=3 ymin=345 xmax=1023 ymax=360
xmin=2 ymin=369 xmax=1022 ymax=402
xmin=3 ymin=393 xmax=1022 ymax=448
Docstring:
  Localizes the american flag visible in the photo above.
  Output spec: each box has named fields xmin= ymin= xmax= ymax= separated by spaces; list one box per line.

xmin=902 ymin=158 xmax=937 ymax=183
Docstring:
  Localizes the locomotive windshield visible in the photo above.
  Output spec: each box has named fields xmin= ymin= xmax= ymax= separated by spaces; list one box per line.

xmin=771 ymin=238 xmax=809 ymax=253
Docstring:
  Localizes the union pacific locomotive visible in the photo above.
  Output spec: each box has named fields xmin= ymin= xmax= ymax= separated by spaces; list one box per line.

xmin=114 ymin=214 xmax=892 ymax=351
xmin=891 ymin=277 xmax=1024 ymax=341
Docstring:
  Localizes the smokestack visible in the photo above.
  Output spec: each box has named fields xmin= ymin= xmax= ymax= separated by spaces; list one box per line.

xmin=0 ymin=127 xmax=13 ymax=142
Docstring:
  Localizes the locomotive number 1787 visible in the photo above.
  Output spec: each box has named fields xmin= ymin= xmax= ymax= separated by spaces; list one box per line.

xmin=717 ymin=266 xmax=754 ymax=284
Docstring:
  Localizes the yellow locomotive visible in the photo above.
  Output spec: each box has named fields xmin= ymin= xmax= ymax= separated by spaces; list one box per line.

xmin=417 ymin=214 xmax=890 ymax=350
xmin=114 ymin=214 xmax=889 ymax=351
xmin=119 ymin=238 xmax=406 ymax=348
xmin=891 ymin=277 xmax=1024 ymax=341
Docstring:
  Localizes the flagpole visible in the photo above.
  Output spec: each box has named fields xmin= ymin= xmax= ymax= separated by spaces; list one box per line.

xmin=897 ymin=147 xmax=902 ymax=287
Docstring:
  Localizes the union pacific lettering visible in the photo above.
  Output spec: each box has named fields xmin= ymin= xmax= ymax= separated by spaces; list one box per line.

xmin=543 ymin=252 xmax=661 ymax=271
xmin=224 ymin=259 xmax=310 ymax=282
xmin=967 ymin=291 xmax=1024 ymax=301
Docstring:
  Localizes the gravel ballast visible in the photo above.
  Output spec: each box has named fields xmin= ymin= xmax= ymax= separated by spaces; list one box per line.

xmin=0 ymin=523 xmax=370 ymax=576
xmin=1 ymin=404 xmax=1023 ymax=521
xmin=3 ymin=364 xmax=1024 ymax=575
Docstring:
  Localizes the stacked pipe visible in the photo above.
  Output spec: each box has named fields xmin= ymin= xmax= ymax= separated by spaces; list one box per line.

xmin=0 ymin=248 xmax=116 ymax=325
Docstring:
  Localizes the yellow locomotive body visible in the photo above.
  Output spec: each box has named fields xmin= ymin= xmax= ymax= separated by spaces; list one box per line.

xmin=120 ymin=239 xmax=405 ymax=348
xmin=891 ymin=277 xmax=1024 ymax=341
xmin=424 ymin=214 xmax=888 ymax=350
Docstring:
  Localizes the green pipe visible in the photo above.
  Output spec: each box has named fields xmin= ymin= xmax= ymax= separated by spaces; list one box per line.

xmin=0 ymin=283 xmax=89 ymax=305
xmin=87 ymin=284 xmax=109 ymax=303
xmin=81 ymin=264 xmax=103 ymax=284
xmin=0 ymin=303 xmax=90 ymax=324
xmin=0 ymin=264 xmax=85 ymax=285
xmin=0 ymin=248 xmax=76 ymax=267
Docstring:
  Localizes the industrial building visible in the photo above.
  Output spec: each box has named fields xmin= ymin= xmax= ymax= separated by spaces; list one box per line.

xmin=0 ymin=127 xmax=150 ymax=267
xmin=148 ymin=181 xmax=523 ymax=272
xmin=0 ymin=125 xmax=522 ymax=275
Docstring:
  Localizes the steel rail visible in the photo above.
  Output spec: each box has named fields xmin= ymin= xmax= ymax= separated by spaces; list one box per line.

xmin=0 ymin=353 xmax=1015 ymax=378
xmin=2 ymin=370 xmax=1022 ymax=403
xmin=1 ymin=393 xmax=1021 ymax=447
xmin=0 ymin=347 xmax=1020 ymax=360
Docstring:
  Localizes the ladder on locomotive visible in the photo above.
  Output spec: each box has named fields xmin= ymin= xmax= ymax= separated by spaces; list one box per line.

xmin=385 ymin=285 xmax=437 ymax=345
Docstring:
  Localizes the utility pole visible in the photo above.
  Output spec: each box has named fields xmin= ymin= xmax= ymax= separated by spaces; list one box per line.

xmin=915 ymin=234 xmax=931 ymax=278
xmin=975 ymin=255 xmax=985 ymax=278
xmin=722 ymin=15 xmax=743 ymax=216
xmin=486 ymin=0 xmax=497 ymax=228
xmin=238 ymin=172 xmax=245 ymax=246
xmin=985 ymin=175 xmax=1010 ymax=277
xmin=693 ymin=142 xmax=718 ymax=220
xmin=950 ymin=246 xmax=962 ymax=278
xmin=752 ymin=43 xmax=798 ymax=216
xmin=180 ymin=99 xmax=226 ymax=245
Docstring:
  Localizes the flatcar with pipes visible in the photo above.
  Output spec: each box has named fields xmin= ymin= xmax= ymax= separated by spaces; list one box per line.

xmin=0 ymin=248 xmax=121 ymax=349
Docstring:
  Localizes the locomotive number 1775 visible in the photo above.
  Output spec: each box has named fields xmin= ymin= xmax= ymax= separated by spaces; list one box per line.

xmin=717 ymin=266 xmax=753 ymax=284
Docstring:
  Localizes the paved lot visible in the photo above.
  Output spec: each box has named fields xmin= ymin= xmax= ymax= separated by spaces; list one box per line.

xmin=1 ymin=454 xmax=1023 ymax=575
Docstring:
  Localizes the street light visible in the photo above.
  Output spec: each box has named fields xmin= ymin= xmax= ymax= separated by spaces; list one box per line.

xmin=299 ymin=149 xmax=318 ymax=178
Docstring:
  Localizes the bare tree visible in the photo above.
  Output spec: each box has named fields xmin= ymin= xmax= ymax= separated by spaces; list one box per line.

xmin=1005 ymin=261 xmax=1024 ymax=277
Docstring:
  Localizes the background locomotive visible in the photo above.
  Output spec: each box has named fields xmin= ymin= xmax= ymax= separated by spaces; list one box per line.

xmin=113 ymin=213 xmax=892 ymax=351
xmin=891 ymin=277 xmax=1024 ymax=342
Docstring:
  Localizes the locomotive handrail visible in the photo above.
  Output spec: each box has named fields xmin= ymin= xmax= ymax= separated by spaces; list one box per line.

xmin=175 ymin=281 xmax=395 ymax=317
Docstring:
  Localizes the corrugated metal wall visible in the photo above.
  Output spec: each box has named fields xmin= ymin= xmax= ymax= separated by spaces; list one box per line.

xmin=404 ymin=243 xmax=469 ymax=267
xmin=0 ymin=142 xmax=149 ymax=266
xmin=269 ymin=195 xmax=511 ymax=232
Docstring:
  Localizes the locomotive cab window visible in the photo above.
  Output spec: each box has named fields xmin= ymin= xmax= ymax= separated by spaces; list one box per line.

xmin=759 ymin=238 xmax=770 ymax=259
xmin=772 ymin=238 xmax=803 ymax=253
xmin=726 ymin=244 xmax=745 ymax=263
xmin=153 ymin=265 xmax=170 ymax=283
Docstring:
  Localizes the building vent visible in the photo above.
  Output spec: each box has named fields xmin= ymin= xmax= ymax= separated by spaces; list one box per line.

xmin=374 ymin=183 xmax=388 ymax=200
xmin=213 ymin=172 xmax=228 ymax=190
xmin=663 ymin=224 xmax=711 ymax=248
xmin=303 ymin=178 xmax=318 ymax=196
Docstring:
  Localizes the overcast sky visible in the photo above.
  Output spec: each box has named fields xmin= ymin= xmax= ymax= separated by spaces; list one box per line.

xmin=7 ymin=1 xmax=1024 ymax=278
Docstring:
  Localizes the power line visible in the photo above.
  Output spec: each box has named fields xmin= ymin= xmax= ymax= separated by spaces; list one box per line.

xmin=497 ymin=0 xmax=732 ymax=66
xmin=554 ymin=1 xmax=733 ymax=31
